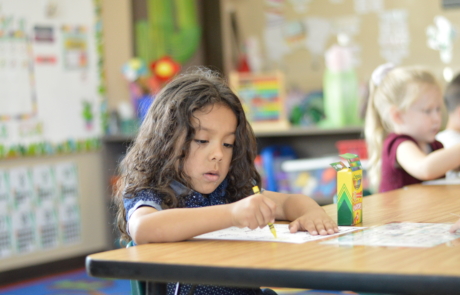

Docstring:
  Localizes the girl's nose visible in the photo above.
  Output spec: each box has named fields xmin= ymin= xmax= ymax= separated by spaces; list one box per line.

xmin=433 ymin=110 xmax=442 ymax=122
xmin=210 ymin=144 xmax=223 ymax=162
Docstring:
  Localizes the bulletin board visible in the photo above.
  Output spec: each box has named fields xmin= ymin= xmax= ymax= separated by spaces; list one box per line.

xmin=0 ymin=0 xmax=104 ymax=158
xmin=224 ymin=0 xmax=460 ymax=93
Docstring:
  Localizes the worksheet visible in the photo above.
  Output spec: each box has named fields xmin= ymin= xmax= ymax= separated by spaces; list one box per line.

xmin=193 ymin=224 xmax=364 ymax=244
xmin=321 ymin=222 xmax=460 ymax=248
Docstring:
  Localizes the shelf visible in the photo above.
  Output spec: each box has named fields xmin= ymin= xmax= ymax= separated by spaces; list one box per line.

xmin=102 ymin=134 xmax=136 ymax=143
xmin=102 ymin=126 xmax=363 ymax=142
xmin=253 ymin=126 xmax=363 ymax=137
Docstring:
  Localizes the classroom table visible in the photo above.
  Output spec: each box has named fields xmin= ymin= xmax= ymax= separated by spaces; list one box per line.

xmin=86 ymin=184 xmax=460 ymax=295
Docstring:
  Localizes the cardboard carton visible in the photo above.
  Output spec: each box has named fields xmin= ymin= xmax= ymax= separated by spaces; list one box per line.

xmin=330 ymin=153 xmax=363 ymax=225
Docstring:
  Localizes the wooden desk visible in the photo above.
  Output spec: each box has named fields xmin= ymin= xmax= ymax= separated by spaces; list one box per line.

xmin=86 ymin=185 xmax=460 ymax=295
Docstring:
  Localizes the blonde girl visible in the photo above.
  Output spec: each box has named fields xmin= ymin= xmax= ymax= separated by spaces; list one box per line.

xmin=115 ymin=67 xmax=338 ymax=295
xmin=365 ymin=64 xmax=460 ymax=192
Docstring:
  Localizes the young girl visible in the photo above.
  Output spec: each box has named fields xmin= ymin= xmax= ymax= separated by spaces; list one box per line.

xmin=365 ymin=64 xmax=460 ymax=192
xmin=115 ymin=67 xmax=338 ymax=295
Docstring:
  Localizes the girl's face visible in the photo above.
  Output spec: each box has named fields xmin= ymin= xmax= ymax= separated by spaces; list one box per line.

xmin=397 ymin=84 xmax=443 ymax=144
xmin=184 ymin=104 xmax=237 ymax=194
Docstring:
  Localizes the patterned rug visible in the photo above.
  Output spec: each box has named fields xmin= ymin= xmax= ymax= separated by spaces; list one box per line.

xmin=0 ymin=268 xmax=130 ymax=295
xmin=0 ymin=268 xmax=380 ymax=295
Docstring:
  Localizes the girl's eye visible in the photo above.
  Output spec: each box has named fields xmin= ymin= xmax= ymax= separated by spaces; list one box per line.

xmin=223 ymin=143 xmax=234 ymax=148
xmin=194 ymin=139 xmax=208 ymax=144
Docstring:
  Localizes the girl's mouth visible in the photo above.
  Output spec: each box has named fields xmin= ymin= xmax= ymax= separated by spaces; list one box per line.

xmin=203 ymin=172 xmax=219 ymax=182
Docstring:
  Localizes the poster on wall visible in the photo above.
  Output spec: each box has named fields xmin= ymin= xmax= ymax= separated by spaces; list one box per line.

xmin=0 ymin=162 xmax=81 ymax=258
xmin=0 ymin=0 xmax=104 ymax=158
xmin=0 ymin=170 xmax=13 ymax=258
xmin=55 ymin=162 xmax=81 ymax=245
xmin=9 ymin=167 xmax=37 ymax=254
xmin=32 ymin=165 xmax=59 ymax=249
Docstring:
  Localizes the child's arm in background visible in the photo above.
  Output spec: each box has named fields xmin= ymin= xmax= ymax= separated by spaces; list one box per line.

xmin=263 ymin=190 xmax=339 ymax=235
xmin=129 ymin=193 xmax=277 ymax=244
xmin=450 ymin=218 xmax=460 ymax=233
xmin=396 ymin=141 xmax=460 ymax=180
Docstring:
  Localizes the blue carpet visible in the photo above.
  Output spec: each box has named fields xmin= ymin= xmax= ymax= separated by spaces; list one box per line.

xmin=0 ymin=269 xmax=385 ymax=295
xmin=0 ymin=268 xmax=130 ymax=295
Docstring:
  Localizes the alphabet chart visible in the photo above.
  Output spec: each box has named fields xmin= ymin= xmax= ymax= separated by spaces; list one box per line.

xmin=194 ymin=224 xmax=364 ymax=244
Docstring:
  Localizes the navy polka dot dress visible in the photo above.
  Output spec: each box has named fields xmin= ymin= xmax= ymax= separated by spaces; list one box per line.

xmin=124 ymin=180 xmax=265 ymax=295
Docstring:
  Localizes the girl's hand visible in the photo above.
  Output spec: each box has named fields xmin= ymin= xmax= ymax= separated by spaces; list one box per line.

xmin=450 ymin=218 xmax=460 ymax=234
xmin=288 ymin=208 xmax=338 ymax=235
xmin=229 ymin=194 xmax=276 ymax=230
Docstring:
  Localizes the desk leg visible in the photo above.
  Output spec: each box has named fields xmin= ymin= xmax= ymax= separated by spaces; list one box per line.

xmin=146 ymin=282 xmax=167 ymax=295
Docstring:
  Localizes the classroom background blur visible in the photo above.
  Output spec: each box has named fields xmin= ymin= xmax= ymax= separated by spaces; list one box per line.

xmin=1 ymin=0 xmax=459 ymax=286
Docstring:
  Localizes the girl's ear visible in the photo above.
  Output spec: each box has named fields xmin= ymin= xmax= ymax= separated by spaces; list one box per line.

xmin=389 ymin=106 xmax=404 ymax=125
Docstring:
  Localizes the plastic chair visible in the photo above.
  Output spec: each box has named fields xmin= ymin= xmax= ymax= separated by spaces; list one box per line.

xmin=260 ymin=145 xmax=297 ymax=192
xmin=126 ymin=241 xmax=146 ymax=295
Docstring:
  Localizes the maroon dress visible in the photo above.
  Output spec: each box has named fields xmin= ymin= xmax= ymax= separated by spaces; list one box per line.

xmin=379 ymin=133 xmax=444 ymax=193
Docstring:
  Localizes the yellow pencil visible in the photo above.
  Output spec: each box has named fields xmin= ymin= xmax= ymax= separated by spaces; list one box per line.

xmin=252 ymin=185 xmax=277 ymax=238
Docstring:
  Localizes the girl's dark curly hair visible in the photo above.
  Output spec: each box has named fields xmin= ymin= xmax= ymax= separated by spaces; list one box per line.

xmin=115 ymin=67 xmax=261 ymax=242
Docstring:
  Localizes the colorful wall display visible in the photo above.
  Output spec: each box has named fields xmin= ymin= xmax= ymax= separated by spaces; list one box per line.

xmin=0 ymin=0 xmax=104 ymax=159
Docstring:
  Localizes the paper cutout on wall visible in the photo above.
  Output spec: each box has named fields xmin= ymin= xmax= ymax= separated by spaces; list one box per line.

xmin=288 ymin=0 xmax=312 ymax=13
xmin=333 ymin=16 xmax=362 ymax=67
xmin=82 ymin=100 xmax=94 ymax=130
xmin=303 ymin=17 xmax=332 ymax=60
xmin=426 ymin=16 xmax=456 ymax=64
xmin=264 ymin=23 xmax=291 ymax=62
xmin=34 ymin=26 xmax=54 ymax=43
xmin=265 ymin=0 xmax=286 ymax=9
xmin=62 ymin=25 xmax=88 ymax=70
xmin=246 ymin=36 xmax=264 ymax=73
xmin=354 ymin=0 xmax=383 ymax=14
xmin=283 ymin=20 xmax=306 ymax=50
xmin=378 ymin=9 xmax=410 ymax=64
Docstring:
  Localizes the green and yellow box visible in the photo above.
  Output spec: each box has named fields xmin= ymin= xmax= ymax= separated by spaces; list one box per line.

xmin=330 ymin=153 xmax=363 ymax=226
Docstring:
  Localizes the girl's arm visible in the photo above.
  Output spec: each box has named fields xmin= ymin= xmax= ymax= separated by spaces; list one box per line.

xmin=129 ymin=193 xmax=277 ymax=244
xmin=397 ymin=141 xmax=460 ymax=180
xmin=450 ymin=218 xmax=460 ymax=234
xmin=263 ymin=190 xmax=338 ymax=235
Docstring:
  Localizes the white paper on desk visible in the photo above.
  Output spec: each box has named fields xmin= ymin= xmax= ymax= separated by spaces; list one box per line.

xmin=193 ymin=224 xmax=364 ymax=244
xmin=422 ymin=178 xmax=460 ymax=185
xmin=321 ymin=222 xmax=460 ymax=248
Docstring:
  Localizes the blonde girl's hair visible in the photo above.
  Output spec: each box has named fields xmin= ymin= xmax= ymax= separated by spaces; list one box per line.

xmin=365 ymin=66 xmax=441 ymax=192
xmin=114 ymin=67 xmax=260 ymax=243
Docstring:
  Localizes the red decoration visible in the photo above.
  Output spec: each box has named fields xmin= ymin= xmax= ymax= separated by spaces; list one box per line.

xmin=150 ymin=56 xmax=181 ymax=83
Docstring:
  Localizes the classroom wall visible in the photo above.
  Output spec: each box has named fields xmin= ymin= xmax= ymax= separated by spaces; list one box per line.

xmin=101 ymin=0 xmax=133 ymax=110
xmin=221 ymin=0 xmax=460 ymax=92
xmin=0 ymin=152 xmax=107 ymax=271
xmin=0 ymin=0 xmax=134 ymax=272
